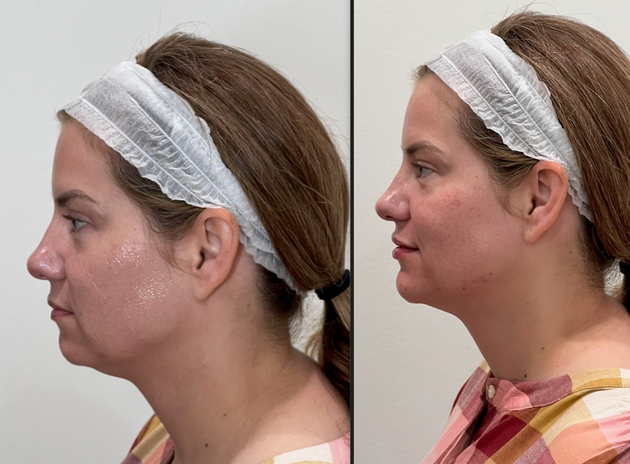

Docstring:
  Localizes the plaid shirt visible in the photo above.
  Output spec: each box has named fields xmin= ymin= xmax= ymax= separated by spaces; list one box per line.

xmin=422 ymin=362 xmax=630 ymax=464
xmin=120 ymin=415 xmax=350 ymax=464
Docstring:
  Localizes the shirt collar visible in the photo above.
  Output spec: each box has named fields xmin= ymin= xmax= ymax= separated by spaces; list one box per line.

xmin=482 ymin=367 xmax=630 ymax=410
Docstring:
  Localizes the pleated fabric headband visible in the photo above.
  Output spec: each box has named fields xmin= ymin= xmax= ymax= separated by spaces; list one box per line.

xmin=63 ymin=61 xmax=301 ymax=294
xmin=425 ymin=30 xmax=591 ymax=221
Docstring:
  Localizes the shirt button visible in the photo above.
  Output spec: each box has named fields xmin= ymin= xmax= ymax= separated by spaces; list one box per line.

xmin=487 ymin=385 xmax=496 ymax=399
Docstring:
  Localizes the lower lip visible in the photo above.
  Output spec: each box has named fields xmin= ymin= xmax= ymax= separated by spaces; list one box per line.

xmin=51 ymin=309 xmax=74 ymax=320
xmin=393 ymin=246 xmax=418 ymax=259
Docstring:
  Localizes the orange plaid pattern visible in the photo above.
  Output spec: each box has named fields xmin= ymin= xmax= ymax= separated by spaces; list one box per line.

xmin=422 ymin=362 xmax=630 ymax=464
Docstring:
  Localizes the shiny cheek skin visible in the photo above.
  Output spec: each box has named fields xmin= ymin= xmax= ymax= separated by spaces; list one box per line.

xmin=59 ymin=240 xmax=182 ymax=366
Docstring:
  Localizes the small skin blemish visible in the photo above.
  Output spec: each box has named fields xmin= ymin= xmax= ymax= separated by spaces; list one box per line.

xmin=205 ymin=444 xmax=208 ymax=448
xmin=524 ymin=374 xmax=528 ymax=379
xmin=223 ymin=413 xmax=227 ymax=417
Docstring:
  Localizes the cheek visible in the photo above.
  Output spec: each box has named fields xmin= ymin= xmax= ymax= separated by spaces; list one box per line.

xmin=405 ymin=183 xmax=519 ymax=290
xmin=67 ymin=242 xmax=182 ymax=350
xmin=412 ymin=185 xmax=501 ymax=244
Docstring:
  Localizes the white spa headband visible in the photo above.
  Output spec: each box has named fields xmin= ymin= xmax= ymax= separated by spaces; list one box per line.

xmin=425 ymin=30 xmax=591 ymax=221
xmin=63 ymin=61 xmax=302 ymax=294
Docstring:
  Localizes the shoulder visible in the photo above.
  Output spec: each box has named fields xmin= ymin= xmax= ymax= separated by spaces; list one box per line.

xmin=261 ymin=433 xmax=350 ymax=464
xmin=122 ymin=415 xmax=349 ymax=464
xmin=537 ymin=386 xmax=630 ymax=463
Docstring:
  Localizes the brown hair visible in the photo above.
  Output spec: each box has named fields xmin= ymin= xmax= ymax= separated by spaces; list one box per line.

xmin=63 ymin=34 xmax=350 ymax=405
xmin=417 ymin=11 xmax=630 ymax=307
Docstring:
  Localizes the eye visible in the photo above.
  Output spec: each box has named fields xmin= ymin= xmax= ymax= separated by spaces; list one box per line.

xmin=416 ymin=164 xmax=434 ymax=178
xmin=63 ymin=215 xmax=87 ymax=232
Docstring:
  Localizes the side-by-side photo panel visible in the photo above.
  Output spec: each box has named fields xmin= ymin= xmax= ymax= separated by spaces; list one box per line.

xmin=355 ymin=0 xmax=630 ymax=462
xmin=1 ymin=2 xmax=350 ymax=463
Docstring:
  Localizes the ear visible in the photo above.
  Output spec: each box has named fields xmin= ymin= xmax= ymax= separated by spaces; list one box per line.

xmin=180 ymin=207 xmax=240 ymax=301
xmin=512 ymin=161 xmax=569 ymax=243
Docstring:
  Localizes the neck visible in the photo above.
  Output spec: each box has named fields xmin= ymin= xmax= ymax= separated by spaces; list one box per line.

xmin=137 ymin=343 xmax=295 ymax=464
xmin=118 ymin=300 xmax=348 ymax=464
xmin=451 ymin=256 xmax=630 ymax=381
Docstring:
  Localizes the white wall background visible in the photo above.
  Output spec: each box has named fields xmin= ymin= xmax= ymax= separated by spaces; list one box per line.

xmin=354 ymin=1 xmax=630 ymax=463
xmin=0 ymin=1 xmax=349 ymax=462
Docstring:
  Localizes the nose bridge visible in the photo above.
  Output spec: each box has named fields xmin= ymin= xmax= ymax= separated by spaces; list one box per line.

xmin=27 ymin=221 xmax=66 ymax=281
xmin=376 ymin=168 xmax=409 ymax=221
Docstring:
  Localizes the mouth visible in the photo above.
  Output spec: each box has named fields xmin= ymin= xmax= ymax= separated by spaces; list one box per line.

xmin=48 ymin=300 xmax=74 ymax=320
xmin=392 ymin=237 xmax=419 ymax=259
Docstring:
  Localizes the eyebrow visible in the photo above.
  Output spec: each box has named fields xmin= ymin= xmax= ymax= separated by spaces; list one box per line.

xmin=54 ymin=189 xmax=98 ymax=207
xmin=402 ymin=141 xmax=445 ymax=157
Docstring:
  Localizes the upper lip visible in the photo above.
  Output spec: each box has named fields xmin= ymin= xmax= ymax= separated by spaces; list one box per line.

xmin=392 ymin=236 xmax=418 ymax=249
xmin=48 ymin=300 xmax=73 ymax=313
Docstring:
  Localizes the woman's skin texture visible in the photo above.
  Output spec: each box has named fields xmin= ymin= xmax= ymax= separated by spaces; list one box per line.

xmin=28 ymin=120 xmax=349 ymax=464
xmin=376 ymin=74 xmax=630 ymax=383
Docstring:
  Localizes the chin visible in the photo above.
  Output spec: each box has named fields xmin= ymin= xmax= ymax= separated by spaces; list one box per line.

xmin=58 ymin=337 xmax=97 ymax=367
xmin=58 ymin=335 xmax=150 ymax=380
xmin=395 ymin=272 xmax=432 ymax=304
xmin=395 ymin=269 xmax=459 ymax=311
xmin=58 ymin=336 xmax=117 ymax=373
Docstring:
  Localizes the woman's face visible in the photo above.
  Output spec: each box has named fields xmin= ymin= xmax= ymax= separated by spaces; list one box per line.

xmin=375 ymin=75 xmax=523 ymax=311
xmin=27 ymin=121 xmax=188 ymax=373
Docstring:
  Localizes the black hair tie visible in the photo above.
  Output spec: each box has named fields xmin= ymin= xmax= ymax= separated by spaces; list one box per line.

xmin=621 ymin=262 xmax=630 ymax=276
xmin=316 ymin=269 xmax=351 ymax=301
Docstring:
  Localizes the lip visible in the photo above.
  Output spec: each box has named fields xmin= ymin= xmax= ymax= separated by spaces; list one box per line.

xmin=392 ymin=236 xmax=419 ymax=259
xmin=48 ymin=300 xmax=74 ymax=320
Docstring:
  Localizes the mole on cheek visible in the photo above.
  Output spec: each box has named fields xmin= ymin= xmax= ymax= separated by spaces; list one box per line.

xmin=482 ymin=271 xmax=497 ymax=284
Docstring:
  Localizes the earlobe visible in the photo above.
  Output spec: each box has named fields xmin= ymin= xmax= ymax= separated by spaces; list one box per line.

xmin=521 ymin=161 xmax=569 ymax=243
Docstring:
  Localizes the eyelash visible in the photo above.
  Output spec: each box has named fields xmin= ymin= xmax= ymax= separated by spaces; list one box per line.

xmin=63 ymin=215 xmax=88 ymax=232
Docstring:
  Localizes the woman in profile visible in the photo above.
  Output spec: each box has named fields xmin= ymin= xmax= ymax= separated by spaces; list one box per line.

xmin=28 ymin=34 xmax=350 ymax=464
xmin=377 ymin=11 xmax=630 ymax=463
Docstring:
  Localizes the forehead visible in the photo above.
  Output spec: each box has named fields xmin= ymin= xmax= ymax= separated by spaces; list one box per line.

xmin=52 ymin=121 xmax=117 ymax=199
xmin=402 ymin=74 xmax=463 ymax=144
xmin=403 ymin=75 xmax=482 ymax=158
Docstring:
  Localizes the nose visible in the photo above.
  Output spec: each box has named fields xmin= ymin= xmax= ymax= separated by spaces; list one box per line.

xmin=375 ymin=171 xmax=410 ymax=222
xmin=27 ymin=226 xmax=65 ymax=281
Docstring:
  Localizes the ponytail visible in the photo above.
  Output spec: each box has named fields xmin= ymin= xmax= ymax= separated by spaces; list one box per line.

xmin=321 ymin=284 xmax=351 ymax=407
